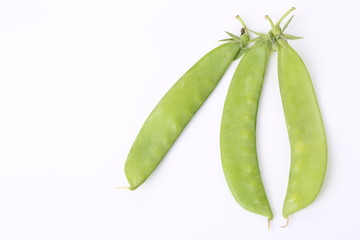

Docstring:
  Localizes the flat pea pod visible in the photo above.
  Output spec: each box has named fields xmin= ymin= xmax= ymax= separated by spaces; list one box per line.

xmin=278 ymin=39 xmax=327 ymax=218
xmin=264 ymin=7 xmax=327 ymax=219
xmin=220 ymin=40 xmax=273 ymax=219
xmin=125 ymin=20 xmax=250 ymax=190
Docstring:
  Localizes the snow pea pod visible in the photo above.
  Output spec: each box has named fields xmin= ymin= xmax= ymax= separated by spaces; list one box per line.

xmin=278 ymin=40 xmax=327 ymax=218
xmin=220 ymin=40 xmax=273 ymax=220
xmin=125 ymin=18 xmax=250 ymax=190
xmin=265 ymin=7 xmax=327 ymax=220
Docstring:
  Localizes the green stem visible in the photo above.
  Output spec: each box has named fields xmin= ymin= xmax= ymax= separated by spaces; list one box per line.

xmin=265 ymin=15 xmax=275 ymax=29
xmin=275 ymin=7 xmax=296 ymax=26
xmin=235 ymin=15 xmax=246 ymax=29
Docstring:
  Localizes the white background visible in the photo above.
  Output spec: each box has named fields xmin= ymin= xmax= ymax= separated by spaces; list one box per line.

xmin=0 ymin=0 xmax=359 ymax=239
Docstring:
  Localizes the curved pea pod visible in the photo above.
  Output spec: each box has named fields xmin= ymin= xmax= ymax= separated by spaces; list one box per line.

xmin=278 ymin=40 xmax=327 ymax=217
xmin=124 ymin=28 xmax=249 ymax=190
xmin=220 ymin=41 xmax=273 ymax=220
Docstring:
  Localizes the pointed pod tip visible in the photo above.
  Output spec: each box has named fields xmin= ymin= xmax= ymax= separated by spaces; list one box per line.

xmin=281 ymin=217 xmax=290 ymax=228
xmin=116 ymin=186 xmax=131 ymax=190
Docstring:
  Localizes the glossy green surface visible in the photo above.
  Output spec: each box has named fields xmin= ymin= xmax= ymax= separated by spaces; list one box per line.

xmin=125 ymin=41 xmax=245 ymax=190
xmin=278 ymin=40 xmax=327 ymax=217
xmin=220 ymin=41 xmax=273 ymax=219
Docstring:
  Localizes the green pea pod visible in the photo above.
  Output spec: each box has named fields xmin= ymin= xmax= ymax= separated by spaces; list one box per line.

xmin=220 ymin=40 xmax=273 ymax=220
xmin=265 ymin=7 xmax=327 ymax=221
xmin=125 ymin=19 xmax=250 ymax=190
xmin=278 ymin=40 xmax=327 ymax=218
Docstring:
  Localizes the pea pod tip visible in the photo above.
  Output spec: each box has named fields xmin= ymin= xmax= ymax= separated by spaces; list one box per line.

xmin=281 ymin=217 xmax=290 ymax=228
xmin=116 ymin=186 xmax=131 ymax=190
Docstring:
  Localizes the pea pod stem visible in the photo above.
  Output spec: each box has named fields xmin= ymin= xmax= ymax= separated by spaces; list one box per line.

xmin=265 ymin=7 xmax=296 ymax=29
xmin=265 ymin=7 xmax=296 ymax=38
xmin=264 ymin=15 xmax=275 ymax=29
xmin=235 ymin=15 xmax=247 ymax=29
xmin=275 ymin=7 xmax=296 ymax=26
